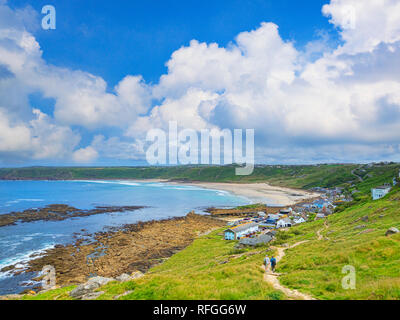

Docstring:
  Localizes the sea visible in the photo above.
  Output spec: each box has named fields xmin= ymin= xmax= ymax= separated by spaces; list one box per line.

xmin=0 ymin=180 xmax=251 ymax=295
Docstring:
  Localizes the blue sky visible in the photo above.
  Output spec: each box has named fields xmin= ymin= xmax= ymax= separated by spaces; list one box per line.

xmin=10 ymin=0 xmax=334 ymax=85
xmin=1 ymin=0 xmax=400 ymax=166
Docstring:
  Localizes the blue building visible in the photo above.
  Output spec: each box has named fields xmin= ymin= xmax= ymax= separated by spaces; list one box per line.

xmin=224 ymin=222 xmax=259 ymax=240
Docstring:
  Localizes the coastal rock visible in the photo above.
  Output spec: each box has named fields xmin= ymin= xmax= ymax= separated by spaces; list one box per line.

xmin=81 ymin=291 xmax=104 ymax=300
xmin=69 ymin=276 xmax=114 ymax=299
xmin=131 ymin=271 xmax=144 ymax=280
xmin=116 ymin=274 xmax=132 ymax=282
xmin=385 ymin=227 xmax=399 ymax=236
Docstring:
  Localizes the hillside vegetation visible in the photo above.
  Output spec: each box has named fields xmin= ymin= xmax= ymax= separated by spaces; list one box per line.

xmin=0 ymin=164 xmax=358 ymax=188
xmin=22 ymin=230 xmax=285 ymax=300
xmin=2 ymin=163 xmax=399 ymax=191
xmin=277 ymin=188 xmax=400 ymax=300
xmin=21 ymin=188 xmax=400 ymax=300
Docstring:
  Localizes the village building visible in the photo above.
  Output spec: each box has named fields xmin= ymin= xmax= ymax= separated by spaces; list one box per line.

xmin=371 ymin=185 xmax=391 ymax=200
xmin=293 ymin=217 xmax=306 ymax=224
xmin=224 ymin=222 xmax=259 ymax=240
xmin=277 ymin=217 xmax=292 ymax=228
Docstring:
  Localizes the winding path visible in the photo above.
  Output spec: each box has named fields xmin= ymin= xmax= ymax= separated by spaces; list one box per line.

xmin=262 ymin=221 xmax=332 ymax=300
xmin=262 ymin=241 xmax=316 ymax=300
xmin=316 ymin=220 xmax=330 ymax=241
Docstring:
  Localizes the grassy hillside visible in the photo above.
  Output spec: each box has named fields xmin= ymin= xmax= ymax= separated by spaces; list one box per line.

xmin=277 ymin=188 xmax=400 ymax=300
xmin=22 ymin=189 xmax=400 ymax=301
xmin=0 ymin=164 xmax=359 ymax=189
xmin=23 ymin=230 xmax=285 ymax=300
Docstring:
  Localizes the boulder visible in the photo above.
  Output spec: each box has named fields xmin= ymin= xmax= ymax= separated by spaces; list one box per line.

xmin=69 ymin=276 xmax=114 ymax=299
xmin=116 ymin=274 xmax=132 ymax=282
xmin=131 ymin=271 xmax=144 ymax=280
xmin=81 ymin=291 xmax=104 ymax=300
xmin=361 ymin=216 xmax=369 ymax=222
xmin=385 ymin=227 xmax=399 ymax=236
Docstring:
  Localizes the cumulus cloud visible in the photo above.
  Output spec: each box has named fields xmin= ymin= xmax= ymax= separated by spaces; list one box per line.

xmin=72 ymin=146 xmax=98 ymax=163
xmin=1 ymin=0 xmax=400 ymax=164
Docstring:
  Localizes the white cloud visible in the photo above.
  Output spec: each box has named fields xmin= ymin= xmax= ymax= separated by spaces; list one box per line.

xmin=1 ymin=0 xmax=400 ymax=164
xmin=72 ymin=146 xmax=98 ymax=163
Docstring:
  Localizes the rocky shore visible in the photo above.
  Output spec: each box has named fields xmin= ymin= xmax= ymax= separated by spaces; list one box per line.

xmin=1 ymin=212 xmax=225 ymax=291
xmin=0 ymin=204 xmax=145 ymax=227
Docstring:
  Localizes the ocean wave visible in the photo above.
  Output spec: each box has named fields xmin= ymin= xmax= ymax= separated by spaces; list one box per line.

xmin=0 ymin=244 xmax=55 ymax=279
xmin=6 ymin=199 xmax=44 ymax=205
xmin=77 ymin=180 xmax=140 ymax=187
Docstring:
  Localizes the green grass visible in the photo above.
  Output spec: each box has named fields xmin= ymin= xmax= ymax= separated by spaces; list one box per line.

xmin=276 ymin=191 xmax=400 ymax=300
xmin=24 ymin=230 xmax=283 ymax=300
xmin=23 ymin=190 xmax=400 ymax=300
xmin=0 ymin=164 xmax=359 ymax=188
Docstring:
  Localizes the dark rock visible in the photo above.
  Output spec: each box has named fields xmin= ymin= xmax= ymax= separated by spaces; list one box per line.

xmin=385 ymin=227 xmax=399 ymax=236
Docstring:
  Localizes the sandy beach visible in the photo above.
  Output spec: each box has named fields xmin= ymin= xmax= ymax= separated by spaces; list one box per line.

xmin=175 ymin=182 xmax=319 ymax=206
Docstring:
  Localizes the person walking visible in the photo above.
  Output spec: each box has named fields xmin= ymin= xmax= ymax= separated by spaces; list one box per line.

xmin=270 ymin=256 xmax=277 ymax=273
xmin=263 ymin=255 xmax=270 ymax=272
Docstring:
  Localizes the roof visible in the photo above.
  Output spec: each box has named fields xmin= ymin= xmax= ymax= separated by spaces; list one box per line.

xmin=225 ymin=222 xmax=258 ymax=233
xmin=239 ymin=234 xmax=273 ymax=246
xmin=373 ymin=186 xmax=391 ymax=190
xmin=278 ymin=217 xmax=292 ymax=224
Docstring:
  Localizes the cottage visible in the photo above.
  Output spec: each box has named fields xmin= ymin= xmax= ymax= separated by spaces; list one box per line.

xmin=224 ymin=222 xmax=259 ymax=240
xmin=371 ymin=185 xmax=391 ymax=200
xmin=277 ymin=218 xmax=292 ymax=228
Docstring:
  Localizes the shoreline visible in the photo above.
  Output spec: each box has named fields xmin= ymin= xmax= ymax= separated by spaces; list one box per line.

xmin=2 ymin=213 xmax=225 ymax=292
xmin=169 ymin=181 xmax=319 ymax=206
xmin=75 ymin=178 xmax=319 ymax=206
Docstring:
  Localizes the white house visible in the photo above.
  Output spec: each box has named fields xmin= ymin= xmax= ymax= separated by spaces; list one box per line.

xmin=277 ymin=218 xmax=292 ymax=228
xmin=224 ymin=222 xmax=259 ymax=240
xmin=371 ymin=185 xmax=391 ymax=200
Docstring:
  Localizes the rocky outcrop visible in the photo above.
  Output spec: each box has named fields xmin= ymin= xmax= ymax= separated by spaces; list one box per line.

xmin=0 ymin=204 xmax=145 ymax=227
xmin=69 ymin=272 xmax=145 ymax=300
xmin=17 ymin=213 xmax=224 ymax=287
xmin=69 ymin=276 xmax=115 ymax=299
xmin=385 ymin=227 xmax=399 ymax=236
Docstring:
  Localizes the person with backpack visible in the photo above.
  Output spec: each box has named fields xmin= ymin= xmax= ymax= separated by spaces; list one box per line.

xmin=263 ymin=255 xmax=270 ymax=272
xmin=270 ymin=256 xmax=277 ymax=272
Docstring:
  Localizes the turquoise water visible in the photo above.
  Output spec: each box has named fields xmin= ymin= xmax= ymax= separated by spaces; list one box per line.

xmin=0 ymin=180 xmax=250 ymax=294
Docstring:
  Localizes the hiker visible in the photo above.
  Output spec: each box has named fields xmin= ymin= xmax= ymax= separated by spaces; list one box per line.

xmin=270 ymin=256 xmax=277 ymax=272
xmin=263 ymin=255 xmax=270 ymax=272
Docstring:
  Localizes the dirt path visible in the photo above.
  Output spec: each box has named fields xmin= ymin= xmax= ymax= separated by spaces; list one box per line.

xmin=262 ymin=241 xmax=316 ymax=300
xmin=351 ymin=166 xmax=364 ymax=182
xmin=316 ymin=220 xmax=330 ymax=240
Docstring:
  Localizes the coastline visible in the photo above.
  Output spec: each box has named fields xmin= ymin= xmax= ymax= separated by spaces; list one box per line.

xmin=168 ymin=181 xmax=319 ymax=206
xmin=3 ymin=213 xmax=225 ymax=291
xmin=1 ymin=178 xmax=319 ymax=206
